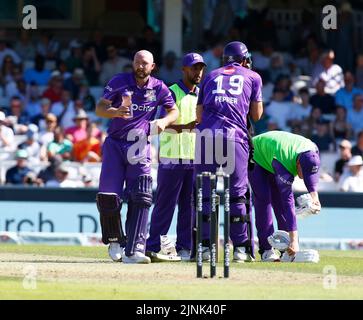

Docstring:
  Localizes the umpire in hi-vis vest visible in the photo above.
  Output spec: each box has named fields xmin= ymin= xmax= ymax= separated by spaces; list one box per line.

xmin=146 ymin=53 xmax=206 ymax=260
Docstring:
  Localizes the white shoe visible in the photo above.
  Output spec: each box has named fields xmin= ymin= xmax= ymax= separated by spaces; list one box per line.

xmin=177 ymin=249 xmax=191 ymax=261
xmin=233 ymin=246 xmax=255 ymax=263
xmin=122 ymin=251 xmax=151 ymax=264
xmin=261 ymin=249 xmax=281 ymax=262
xmin=202 ymin=246 xmax=210 ymax=262
xmin=108 ymin=243 xmax=124 ymax=262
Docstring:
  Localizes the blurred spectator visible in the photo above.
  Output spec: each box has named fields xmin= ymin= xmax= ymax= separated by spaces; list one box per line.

xmin=139 ymin=26 xmax=162 ymax=65
xmin=312 ymin=50 xmax=344 ymax=95
xmin=47 ymin=126 xmax=73 ymax=160
xmin=14 ymin=30 xmax=36 ymax=61
xmin=81 ymin=46 xmax=101 ymax=86
xmin=352 ymin=130 xmax=363 ymax=158
xmin=24 ymin=55 xmax=51 ymax=86
xmin=31 ymin=98 xmax=52 ymax=131
xmin=301 ymin=107 xmax=323 ymax=138
xmin=202 ymin=42 xmax=223 ymax=74
xmin=0 ymin=111 xmax=15 ymax=151
xmin=87 ymin=30 xmax=107 ymax=63
xmin=72 ymin=123 xmax=101 ymax=162
xmin=297 ymin=46 xmax=321 ymax=76
xmin=65 ymin=109 xmax=89 ymax=143
xmin=24 ymin=82 xmax=42 ymax=118
xmin=339 ymin=155 xmax=363 ymax=192
xmin=310 ymin=79 xmax=336 ymax=115
xmin=39 ymin=113 xmax=57 ymax=161
xmin=5 ymin=149 xmax=33 ymax=185
xmin=51 ymin=89 xmax=75 ymax=129
xmin=157 ymin=51 xmax=180 ymax=86
xmin=0 ymin=38 xmax=21 ymax=68
xmin=335 ymin=71 xmax=362 ymax=111
xmin=355 ymin=53 xmax=363 ymax=89
xmin=45 ymin=163 xmax=81 ymax=188
xmin=4 ymin=66 xmax=23 ymax=98
xmin=65 ymin=39 xmax=83 ymax=72
xmin=42 ymin=71 xmax=63 ymax=103
xmin=273 ymin=75 xmax=294 ymax=101
xmin=18 ymin=128 xmax=41 ymax=164
xmin=99 ymin=45 xmax=132 ymax=86
xmin=79 ymin=84 xmax=96 ymax=112
xmin=0 ymin=55 xmax=16 ymax=86
xmin=6 ymin=97 xmax=30 ymax=134
xmin=37 ymin=155 xmax=62 ymax=184
xmin=347 ymin=94 xmax=363 ymax=135
xmin=311 ymin=119 xmax=334 ymax=152
xmin=252 ymin=41 xmax=274 ymax=73
xmin=265 ymin=88 xmax=291 ymax=131
xmin=36 ymin=32 xmax=59 ymax=60
xmin=23 ymin=171 xmax=41 ymax=186
xmin=288 ymin=87 xmax=312 ymax=128
xmin=57 ymin=60 xmax=72 ymax=80
xmin=269 ymin=52 xmax=289 ymax=83
xmin=64 ymin=68 xmax=86 ymax=99
xmin=334 ymin=139 xmax=352 ymax=182
xmin=331 ymin=106 xmax=352 ymax=141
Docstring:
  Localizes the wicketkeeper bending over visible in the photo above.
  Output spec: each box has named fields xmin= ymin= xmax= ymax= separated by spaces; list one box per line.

xmin=249 ymin=131 xmax=321 ymax=262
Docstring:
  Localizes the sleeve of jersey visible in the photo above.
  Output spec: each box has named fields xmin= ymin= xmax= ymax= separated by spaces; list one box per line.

xmin=159 ymin=83 xmax=176 ymax=109
xmin=102 ymin=76 xmax=121 ymax=102
xmin=251 ymin=73 xmax=263 ymax=102
xmin=271 ymin=159 xmax=297 ymax=231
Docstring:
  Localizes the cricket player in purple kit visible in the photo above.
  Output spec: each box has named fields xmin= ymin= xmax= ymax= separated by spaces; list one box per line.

xmin=249 ymin=131 xmax=322 ymax=262
xmin=95 ymin=50 xmax=179 ymax=264
xmin=195 ymin=41 xmax=263 ymax=262
xmin=146 ymin=53 xmax=206 ymax=261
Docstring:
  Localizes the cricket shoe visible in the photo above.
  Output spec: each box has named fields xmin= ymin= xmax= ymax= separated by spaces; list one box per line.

xmin=202 ymin=246 xmax=211 ymax=262
xmin=108 ymin=243 xmax=124 ymax=262
xmin=122 ymin=251 xmax=151 ymax=264
xmin=261 ymin=249 xmax=281 ymax=262
xmin=177 ymin=249 xmax=191 ymax=261
xmin=233 ymin=246 xmax=255 ymax=263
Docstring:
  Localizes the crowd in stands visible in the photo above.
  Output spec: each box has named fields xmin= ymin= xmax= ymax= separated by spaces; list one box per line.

xmin=1 ymin=0 xmax=363 ymax=191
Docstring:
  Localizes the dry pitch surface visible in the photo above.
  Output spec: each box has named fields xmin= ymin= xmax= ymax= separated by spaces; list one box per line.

xmin=0 ymin=245 xmax=362 ymax=299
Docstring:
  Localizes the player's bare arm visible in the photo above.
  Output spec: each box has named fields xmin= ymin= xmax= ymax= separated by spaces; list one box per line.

xmin=196 ymin=104 xmax=203 ymax=124
xmin=152 ymin=105 xmax=179 ymax=134
xmin=95 ymin=98 xmax=132 ymax=119
xmin=249 ymin=101 xmax=263 ymax=122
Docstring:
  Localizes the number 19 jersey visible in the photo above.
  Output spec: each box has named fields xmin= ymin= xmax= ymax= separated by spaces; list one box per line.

xmin=197 ymin=62 xmax=263 ymax=141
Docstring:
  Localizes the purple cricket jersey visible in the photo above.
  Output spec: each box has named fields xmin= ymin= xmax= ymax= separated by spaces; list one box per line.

xmin=197 ymin=62 xmax=263 ymax=140
xmin=102 ymin=72 xmax=175 ymax=139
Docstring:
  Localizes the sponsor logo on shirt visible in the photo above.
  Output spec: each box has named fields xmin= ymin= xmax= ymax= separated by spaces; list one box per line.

xmin=223 ymin=67 xmax=235 ymax=75
xmin=131 ymin=104 xmax=156 ymax=112
xmin=144 ymin=89 xmax=156 ymax=102
xmin=278 ymin=175 xmax=293 ymax=185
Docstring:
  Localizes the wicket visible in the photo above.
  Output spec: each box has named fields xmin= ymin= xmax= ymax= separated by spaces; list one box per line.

xmin=196 ymin=171 xmax=230 ymax=278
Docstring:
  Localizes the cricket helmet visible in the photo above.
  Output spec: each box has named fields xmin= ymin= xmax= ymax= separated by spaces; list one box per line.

xmin=223 ymin=41 xmax=252 ymax=68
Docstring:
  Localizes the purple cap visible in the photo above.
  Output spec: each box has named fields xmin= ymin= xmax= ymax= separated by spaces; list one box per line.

xmin=298 ymin=150 xmax=320 ymax=192
xmin=182 ymin=53 xmax=206 ymax=67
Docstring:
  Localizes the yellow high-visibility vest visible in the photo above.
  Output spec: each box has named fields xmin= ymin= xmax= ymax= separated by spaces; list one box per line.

xmin=159 ymin=83 xmax=197 ymax=159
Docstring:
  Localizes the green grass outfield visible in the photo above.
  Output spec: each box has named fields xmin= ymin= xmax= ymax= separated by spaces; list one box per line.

xmin=0 ymin=244 xmax=362 ymax=300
